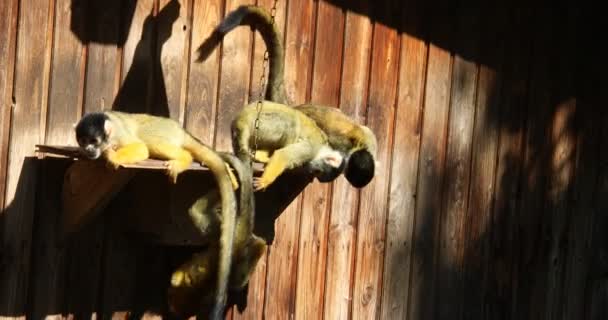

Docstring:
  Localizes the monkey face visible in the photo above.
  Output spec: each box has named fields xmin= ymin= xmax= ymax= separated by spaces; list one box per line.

xmin=345 ymin=149 xmax=375 ymax=188
xmin=75 ymin=112 xmax=111 ymax=159
xmin=309 ymin=146 xmax=345 ymax=182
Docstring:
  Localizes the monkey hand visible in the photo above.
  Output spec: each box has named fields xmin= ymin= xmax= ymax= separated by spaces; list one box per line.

xmin=104 ymin=150 xmax=123 ymax=170
xmin=252 ymin=177 xmax=270 ymax=191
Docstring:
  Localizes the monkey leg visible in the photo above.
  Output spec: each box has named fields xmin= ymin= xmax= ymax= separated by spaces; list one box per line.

xmin=105 ymin=142 xmax=149 ymax=169
xmin=255 ymin=142 xmax=313 ymax=191
xmin=148 ymin=143 xmax=194 ymax=183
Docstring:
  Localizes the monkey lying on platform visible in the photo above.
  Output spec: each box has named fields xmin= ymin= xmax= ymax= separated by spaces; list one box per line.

xmin=199 ymin=5 xmax=378 ymax=188
xmin=74 ymin=111 xmax=236 ymax=320
xmin=168 ymin=153 xmax=266 ymax=318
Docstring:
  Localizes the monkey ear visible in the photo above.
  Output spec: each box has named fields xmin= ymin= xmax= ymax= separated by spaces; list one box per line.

xmin=104 ymin=119 xmax=113 ymax=137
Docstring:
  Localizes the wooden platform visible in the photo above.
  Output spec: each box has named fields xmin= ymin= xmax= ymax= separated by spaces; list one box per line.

xmin=35 ymin=144 xmax=310 ymax=246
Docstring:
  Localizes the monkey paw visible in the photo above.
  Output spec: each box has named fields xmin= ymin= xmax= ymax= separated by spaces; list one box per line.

xmin=165 ymin=160 xmax=188 ymax=183
xmin=252 ymin=177 xmax=270 ymax=191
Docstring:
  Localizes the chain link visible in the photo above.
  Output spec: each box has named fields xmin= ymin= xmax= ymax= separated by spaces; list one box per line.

xmin=251 ymin=0 xmax=278 ymax=163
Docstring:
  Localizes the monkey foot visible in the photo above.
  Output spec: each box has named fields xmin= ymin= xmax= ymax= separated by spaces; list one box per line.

xmin=252 ymin=177 xmax=269 ymax=191
xmin=164 ymin=160 xmax=189 ymax=183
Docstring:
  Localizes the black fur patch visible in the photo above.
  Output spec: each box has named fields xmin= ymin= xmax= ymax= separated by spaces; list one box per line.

xmin=345 ymin=149 xmax=375 ymax=188
xmin=75 ymin=112 xmax=109 ymax=142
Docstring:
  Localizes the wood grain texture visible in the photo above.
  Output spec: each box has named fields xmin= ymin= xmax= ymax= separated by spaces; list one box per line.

xmin=323 ymin=2 xmax=372 ymax=319
xmin=82 ymin=0 xmax=122 ymax=113
xmin=0 ymin=0 xmax=52 ymax=315
xmin=28 ymin=0 xmax=86 ymax=316
xmin=351 ymin=0 xmax=398 ymax=318
xmin=261 ymin=0 xmax=315 ymax=318
xmin=184 ymin=0 xmax=222 ymax=144
xmin=0 ymin=0 xmax=18 ymax=210
xmin=232 ymin=0 xmax=287 ymax=319
xmin=294 ymin=1 xmax=344 ymax=319
xmin=380 ymin=0 xmax=426 ymax=317
xmin=484 ymin=5 xmax=533 ymax=320
xmin=460 ymin=3 xmax=506 ymax=320
xmin=214 ymin=0 xmax=254 ymax=151
xmin=408 ymin=9 xmax=453 ymax=320
xmin=113 ymin=0 xmax=157 ymax=114
xmin=435 ymin=2 xmax=480 ymax=319
xmin=155 ymin=0 xmax=189 ymax=120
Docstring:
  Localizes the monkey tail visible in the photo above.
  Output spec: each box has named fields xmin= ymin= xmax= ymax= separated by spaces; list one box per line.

xmin=183 ymin=135 xmax=237 ymax=320
xmin=197 ymin=5 xmax=289 ymax=104
xmin=219 ymin=152 xmax=255 ymax=244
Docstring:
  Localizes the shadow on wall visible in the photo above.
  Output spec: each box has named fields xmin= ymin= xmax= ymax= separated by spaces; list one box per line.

xmin=317 ymin=0 xmax=604 ymax=319
xmin=1 ymin=0 xmax=605 ymax=319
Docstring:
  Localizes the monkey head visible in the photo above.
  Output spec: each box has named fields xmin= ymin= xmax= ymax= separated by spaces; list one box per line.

xmin=345 ymin=148 xmax=376 ymax=188
xmin=74 ymin=112 xmax=111 ymax=160
xmin=309 ymin=145 xmax=345 ymax=182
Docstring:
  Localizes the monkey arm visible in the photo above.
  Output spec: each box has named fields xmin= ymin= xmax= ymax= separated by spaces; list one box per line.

xmin=255 ymin=142 xmax=314 ymax=191
xmin=104 ymin=142 xmax=149 ymax=169
xmin=253 ymin=149 xmax=272 ymax=163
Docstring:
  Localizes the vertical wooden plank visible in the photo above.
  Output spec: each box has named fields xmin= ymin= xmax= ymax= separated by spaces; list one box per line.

xmin=484 ymin=5 xmax=533 ymax=320
xmin=184 ymin=0 xmax=222 ymax=144
xmin=435 ymin=2 xmax=481 ymax=319
xmin=213 ymin=0 xmax=255 ymax=151
xmin=181 ymin=0 xmax=216 ymax=147
xmin=0 ymin=0 xmax=52 ymax=315
xmin=101 ymin=3 xmax=162 ymax=319
xmin=231 ymin=0 xmax=287 ymax=319
xmin=113 ymin=0 xmax=157 ymax=114
xmin=408 ymin=4 xmax=453 ymax=320
xmin=513 ymin=5 xmax=555 ymax=319
xmin=562 ymin=9 xmax=602 ymax=320
xmin=0 ymin=0 xmax=18 ymax=210
xmin=28 ymin=0 xmax=86 ymax=317
xmin=461 ymin=3 xmax=507 ymax=320
xmin=263 ymin=0 xmax=315 ymax=317
xmin=294 ymin=1 xmax=344 ymax=320
xmin=66 ymin=1 xmax=123 ymax=317
xmin=155 ymin=0 xmax=189 ymax=120
xmin=542 ymin=7 xmax=579 ymax=319
xmin=351 ymin=0 xmax=398 ymax=318
xmin=323 ymin=2 xmax=372 ymax=319
xmin=379 ymin=0 xmax=426 ymax=317
xmin=83 ymin=0 xmax=122 ymax=114
xmin=586 ymin=114 xmax=608 ymax=320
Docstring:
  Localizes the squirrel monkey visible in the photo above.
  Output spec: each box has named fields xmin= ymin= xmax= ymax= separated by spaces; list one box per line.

xmin=231 ymin=101 xmax=345 ymax=191
xmin=168 ymin=153 xmax=266 ymax=318
xmin=74 ymin=111 xmax=236 ymax=320
xmin=204 ymin=5 xmax=378 ymax=188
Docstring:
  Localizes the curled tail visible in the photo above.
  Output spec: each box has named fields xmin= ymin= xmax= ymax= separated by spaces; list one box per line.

xmin=196 ymin=5 xmax=290 ymax=104
xmin=184 ymin=136 xmax=236 ymax=320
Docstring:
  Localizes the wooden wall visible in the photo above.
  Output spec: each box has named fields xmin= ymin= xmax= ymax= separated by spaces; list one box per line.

xmin=0 ymin=0 xmax=603 ymax=319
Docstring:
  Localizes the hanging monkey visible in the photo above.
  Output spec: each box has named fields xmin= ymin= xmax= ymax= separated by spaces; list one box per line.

xmin=198 ymin=5 xmax=378 ymax=188
xmin=168 ymin=153 xmax=266 ymax=318
xmin=74 ymin=111 xmax=236 ymax=320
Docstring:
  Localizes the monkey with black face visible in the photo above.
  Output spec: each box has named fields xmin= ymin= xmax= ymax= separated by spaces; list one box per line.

xmin=168 ymin=153 xmax=266 ymax=318
xmin=74 ymin=111 xmax=236 ymax=320
xmin=200 ymin=5 xmax=378 ymax=188
xmin=231 ymin=101 xmax=345 ymax=191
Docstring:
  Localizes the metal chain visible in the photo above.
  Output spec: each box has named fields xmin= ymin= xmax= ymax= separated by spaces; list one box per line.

xmin=251 ymin=0 xmax=278 ymax=163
